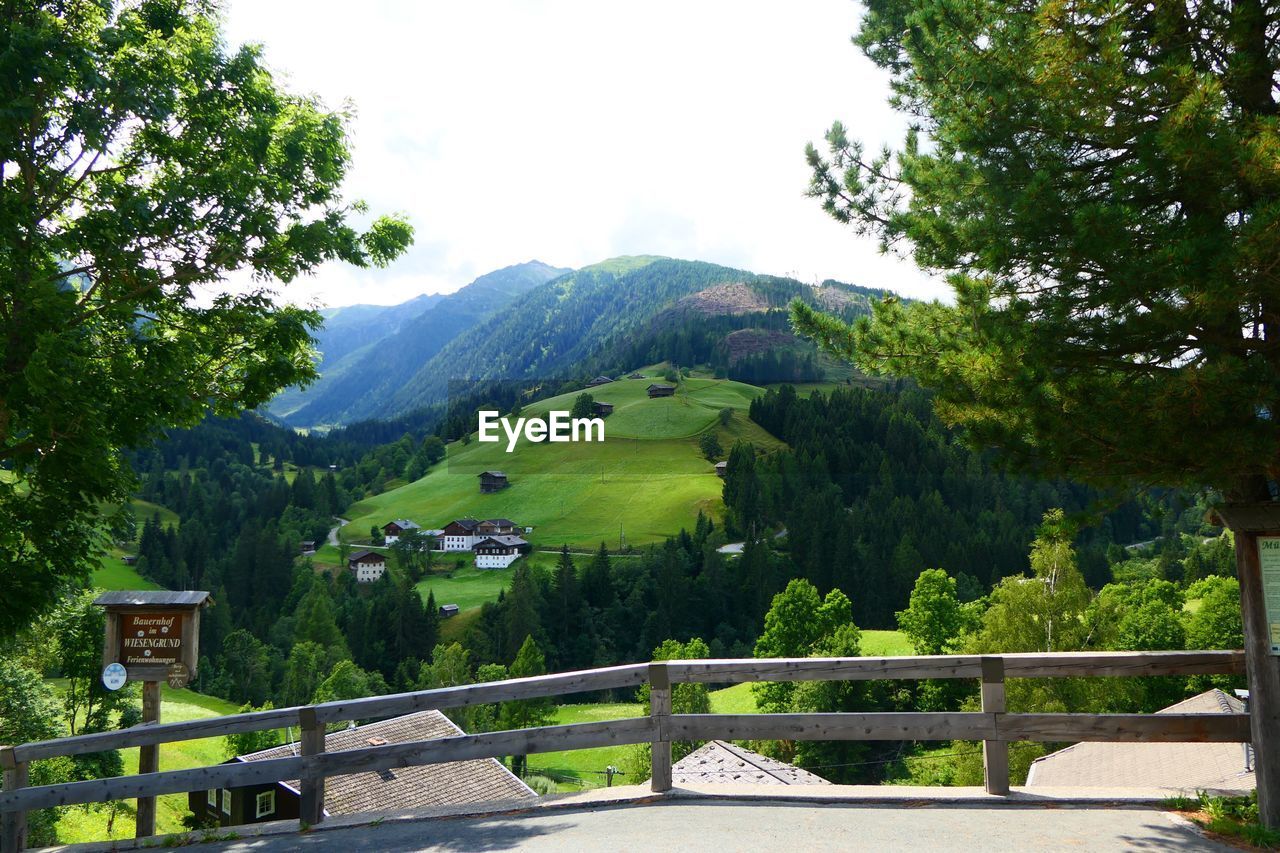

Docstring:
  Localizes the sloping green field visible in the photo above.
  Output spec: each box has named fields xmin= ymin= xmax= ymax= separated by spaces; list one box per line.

xmin=344 ymin=378 xmax=779 ymax=551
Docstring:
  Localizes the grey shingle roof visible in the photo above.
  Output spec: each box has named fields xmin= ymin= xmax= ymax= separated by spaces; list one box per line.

xmin=93 ymin=591 xmax=211 ymax=607
xmin=238 ymin=710 xmax=536 ymax=814
xmin=669 ymin=740 xmax=830 ymax=786
xmin=1026 ymin=689 xmax=1255 ymax=793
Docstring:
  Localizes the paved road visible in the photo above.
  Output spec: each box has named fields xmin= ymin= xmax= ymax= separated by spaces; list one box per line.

xmin=326 ymin=517 xmax=349 ymax=547
xmin=200 ymin=801 xmax=1227 ymax=852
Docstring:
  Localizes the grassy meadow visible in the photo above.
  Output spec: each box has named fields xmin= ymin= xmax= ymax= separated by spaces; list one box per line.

xmin=342 ymin=377 xmax=781 ymax=554
xmin=48 ymin=685 xmax=250 ymax=844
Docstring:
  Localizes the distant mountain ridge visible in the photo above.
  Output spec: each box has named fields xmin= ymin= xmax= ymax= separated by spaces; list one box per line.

xmin=272 ymin=255 xmax=892 ymax=429
xmin=268 ymin=260 xmax=569 ymax=427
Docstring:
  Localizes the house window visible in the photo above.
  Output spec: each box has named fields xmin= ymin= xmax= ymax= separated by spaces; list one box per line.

xmin=207 ymin=789 xmax=217 ymax=809
xmin=255 ymin=790 xmax=275 ymax=819
xmin=221 ymin=789 xmax=232 ymax=815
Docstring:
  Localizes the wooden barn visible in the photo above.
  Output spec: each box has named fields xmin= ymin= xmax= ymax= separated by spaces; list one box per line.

xmin=593 ymin=401 xmax=614 ymax=416
xmin=585 ymin=375 xmax=613 ymax=388
xmin=647 ymin=383 xmax=676 ymax=398
xmin=439 ymin=603 xmax=460 ymax=618
xmin=714 ymin=461 xmax=728 ymax=478
xmin=478 ymin=471 xmax=509 ymax=493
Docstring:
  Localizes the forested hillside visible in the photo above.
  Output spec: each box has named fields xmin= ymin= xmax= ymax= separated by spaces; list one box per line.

xmin=274 ymin=261 xmax=569 ymax=427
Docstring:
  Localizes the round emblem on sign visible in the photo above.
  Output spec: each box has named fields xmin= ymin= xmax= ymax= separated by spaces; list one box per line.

xmin=102 ymin=662 xmax=127 ymax=691
xmin=167 ymin=662 xmax=190 ymax=690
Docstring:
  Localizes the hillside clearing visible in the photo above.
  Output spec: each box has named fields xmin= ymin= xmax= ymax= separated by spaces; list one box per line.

xmin=344 ymin=378 xmax=780 ymax=551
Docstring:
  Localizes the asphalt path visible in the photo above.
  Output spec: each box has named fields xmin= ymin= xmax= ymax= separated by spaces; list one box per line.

xmin=196 ymin=801 xmax=1228 ymax=852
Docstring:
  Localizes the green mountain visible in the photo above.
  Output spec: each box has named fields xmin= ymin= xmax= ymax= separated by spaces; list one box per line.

xmin=379 ymin=257 xmax=886 ymax=420
xmin=272 ymin=260 xmax=570 ymax=428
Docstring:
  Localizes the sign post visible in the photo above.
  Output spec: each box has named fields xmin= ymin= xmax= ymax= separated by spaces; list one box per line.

xmin=93 ymin=591 xmax=210 ymax=840
xmin=1210 ymin=506 xmax=1280 ymax=829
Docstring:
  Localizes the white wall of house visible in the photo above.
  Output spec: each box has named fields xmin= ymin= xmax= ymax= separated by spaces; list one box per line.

xmin=475 ymin=551 xmax=519 ymax=569
xmin=355 ymin=562 xmax=386 ymax=582
xmin=442 ymin=535 xmax=477 ymax=552
xmin=384 ymin=533 xmax=400 ymax=544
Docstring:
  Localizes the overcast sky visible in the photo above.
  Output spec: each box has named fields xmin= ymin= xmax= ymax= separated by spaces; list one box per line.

xmin=222 ymin=1 xmax=944 ymax=307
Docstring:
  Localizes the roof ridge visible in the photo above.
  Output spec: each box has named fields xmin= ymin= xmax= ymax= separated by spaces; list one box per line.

xmin=715 ymin=740 xmax=802 ymax=784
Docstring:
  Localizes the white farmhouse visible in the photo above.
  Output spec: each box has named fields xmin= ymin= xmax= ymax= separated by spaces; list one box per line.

xmin=348 ymin=550 xmax=387 ymax=583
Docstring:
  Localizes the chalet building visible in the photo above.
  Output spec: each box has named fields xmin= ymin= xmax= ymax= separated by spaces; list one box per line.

xmin=593 ymin=401 xmax=614 ymax=416
xmin=478 ymin=470 xmax=509 ymax=493
xmin=647 ymin=383 xmax=676 ymax=398
xmin=381 ymin=519 xmax=420 ymax=544
xmin=439 ymin=518 xmax=481 ymax=551
xmin=476 ymin=518 xmax=519 ymax=536
xmin=439 ymin=603 xmax=460 ymax=618
xmin=122 ymin=555 xmax=138 ymax=566
xmin=347 ymin=550 xmax=387 ymax=583
xmin=187 ymin=711 xmax=535 ymax=828
xmin=714 ymin=461 xmax=728 ymax=478
xmin=299 ymin=541 xmax=316 ymax=555
xmin=473 ymin=535 xmax=529 ymax=569
xmin=628 ymin=372 xmax=646 ymax=379
xmin=585 ymin=375 xmax=613 ymax=388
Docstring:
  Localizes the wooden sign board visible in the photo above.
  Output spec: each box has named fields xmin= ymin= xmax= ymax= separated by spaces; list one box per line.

xmin=1259 ymin=537 xmax=1280 ymax=654
xmin=94 ymin=590 xmax=210 ymax=682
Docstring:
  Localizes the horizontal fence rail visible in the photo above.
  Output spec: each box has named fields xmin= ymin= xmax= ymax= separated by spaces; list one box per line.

xmin=0 ymin=650 xmax=1251 ymax=852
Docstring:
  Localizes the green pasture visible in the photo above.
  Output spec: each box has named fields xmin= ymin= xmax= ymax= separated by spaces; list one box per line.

xmin=342 ymin=378 xmax=780 ymax=553
xmin=49 ymin=685 xmax=249 ymax=844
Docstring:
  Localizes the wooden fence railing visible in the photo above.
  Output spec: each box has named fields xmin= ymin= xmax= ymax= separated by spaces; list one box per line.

xmin=0 ymin=650 xmax=1251 ymax=851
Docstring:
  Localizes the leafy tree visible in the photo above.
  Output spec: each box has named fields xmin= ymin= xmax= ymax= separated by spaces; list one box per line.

xmin=698 ymin=431 xmax=723 ymax=462
xmin=51 ymin=593 xmax=134 ymax=739
xmin=753 ymin=580 xmax=854 ymax=713
xmin=570 ymin=393 xmax=595 ymax=420
xmin=0 ymin=659 xmax=64 ymax=845
xmin=499 ymin=635 xmax=554 ymax=776
xmin=968 ymin=511 xmax=1092 ymax=657
xmin=896 ymin=569 xmax=971 ymax=657
xmin=223 ymin=702 xmax=282 ymax=758
xmin=313 ymin=660 xmax=387 ymax=704
xmin=281 ymin=642 xmax=332 ymax=708
xmin=1186 ymin=577 xmax=1245 ymax=650
xmin=0 ymin=0 xmax=412 ymax=637
xmin=718 ymin=407 xmax=733 ymax=427
xmin=219 ymin=629 xmax=272 ymax=705
xmin=794 ymin=0 xmax=1280 ymax=504
xmin=390 ymin=528 xmax=434 ymax=582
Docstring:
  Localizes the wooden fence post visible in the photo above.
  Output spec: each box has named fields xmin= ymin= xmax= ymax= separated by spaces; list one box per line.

xmin=1236 ymin=527 xmax=1280 ymax=828
xmin=649 ymin=663 xmax=672 ymax=792
xmin=1 ymin=747 xmax=28 ymax=853
xmin=981 ymin=656 xmax=1009 ymax=795
xmin=135 ymin=681 xmax=161 ymax=839
xmin=298 ymin=708 xmax=326 ymax=827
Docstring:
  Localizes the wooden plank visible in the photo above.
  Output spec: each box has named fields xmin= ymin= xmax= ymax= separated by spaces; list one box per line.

xmin=663 ymin=651 xmax=1243 ymax=684
xmin=0 ymin=718 xmax=657 ymax=814
xmin=666 ymin=656 xmax=985 ymax=683
xmin=665 ymin=713 xmax=999 ymax=742
xmin=1000 ymin=650 xmax=1246 ymax=678
xmin=998 ymin=713 xmax=1252 ymax=743
xmin=1238 ymin=530 xmax=1280 ymax=828
xmin=12 ymin=705 xmax=303 ymax=763
xmin=298 ymin=708 xmax=325 ymax=827
xmin=1 ymin=758 xmax=27 ymax=853
xmin=980 ymin=657 xmax=1009 ymax=796
xmin=312 ymin=663 xmax=649 ymax=725
xmin=135 ymin=681 xmax=160 ymax=839
xmin=649 ymin=663 xmax=672 ymax=793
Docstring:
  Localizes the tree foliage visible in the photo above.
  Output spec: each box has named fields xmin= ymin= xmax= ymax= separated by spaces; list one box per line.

xmin=795 ymin=0 xmax=1280 ymax=500
xmin=0 ymin=0 xmax=412 ymax=637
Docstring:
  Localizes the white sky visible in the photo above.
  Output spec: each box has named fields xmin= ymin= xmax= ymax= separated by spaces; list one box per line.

xmin=222 ymin=1 xmax=944 ymax=307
